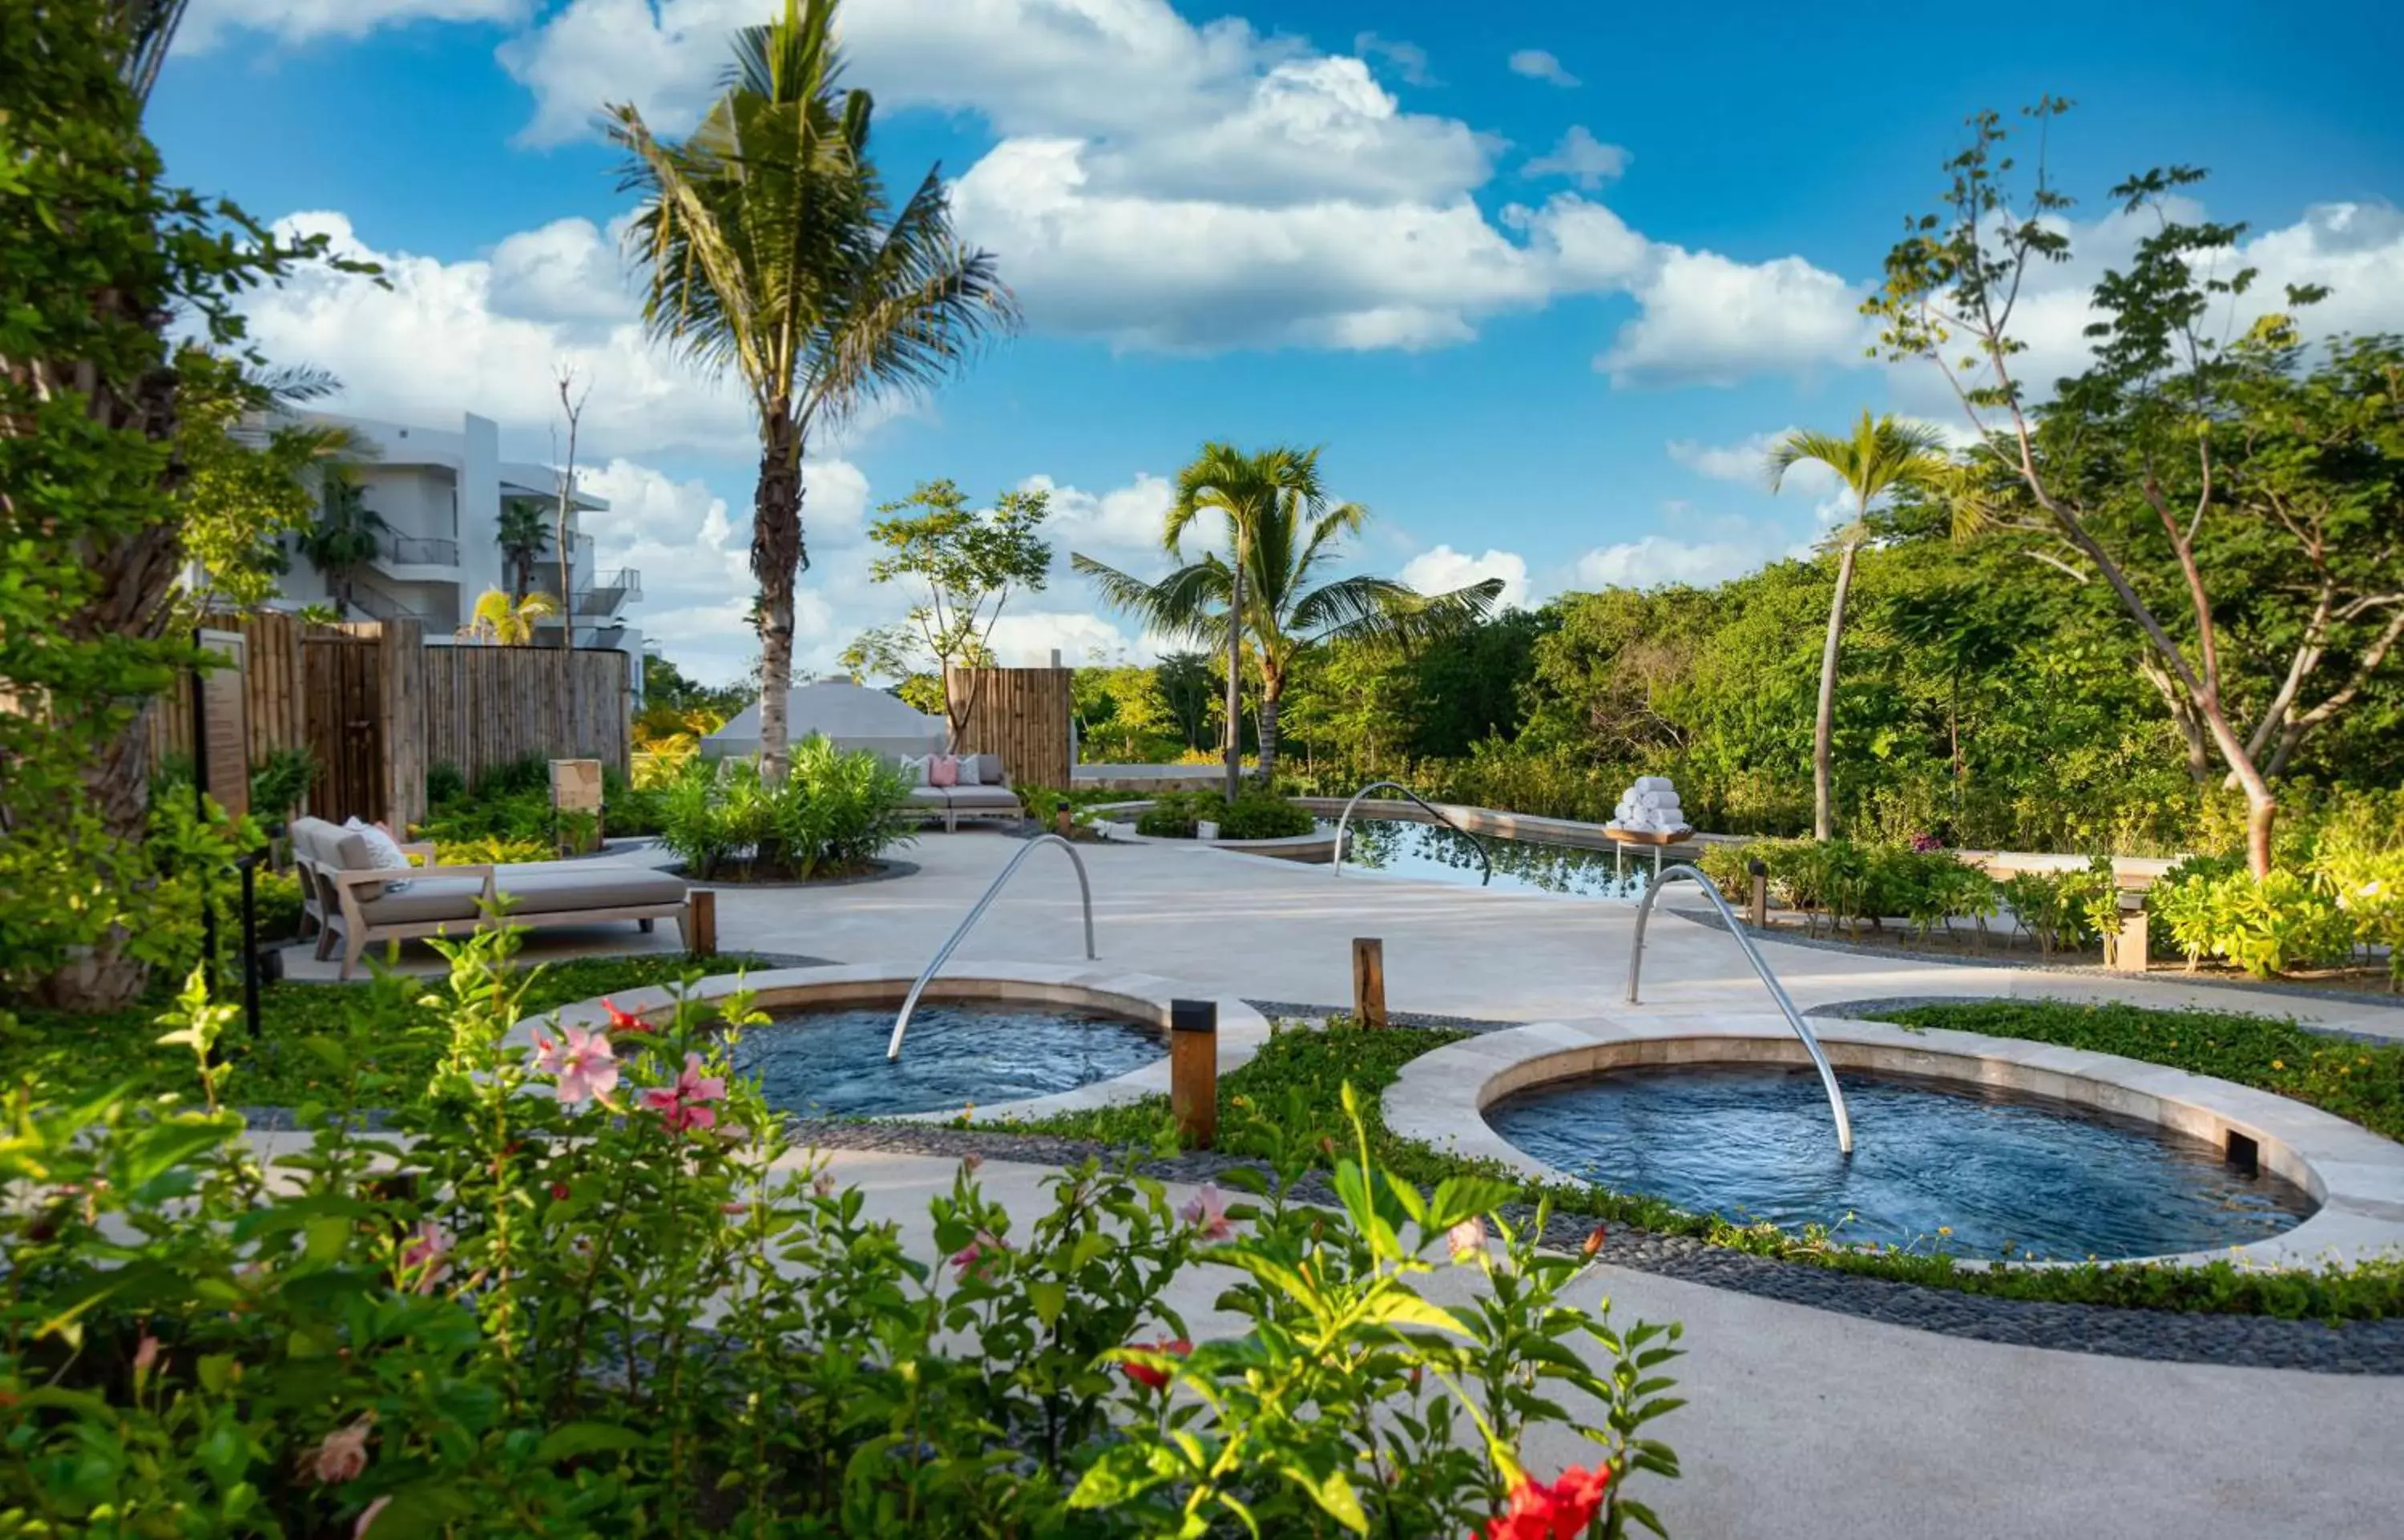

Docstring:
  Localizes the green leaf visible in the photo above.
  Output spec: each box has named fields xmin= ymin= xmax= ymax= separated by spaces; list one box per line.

xmin=1286 ymin=1463 xmax=1369 ymax=1534
xmin=1027 ymin=1280 xmax=1067 ymax=1328
xmin=302 ymin=1214 xmax=353 ymax=1265
xmin=534 ymin=1421 xmax=646 ymax=1465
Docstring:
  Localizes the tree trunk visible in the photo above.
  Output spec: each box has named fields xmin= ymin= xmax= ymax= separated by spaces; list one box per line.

xmin=1256 ymin=671 xmax=1285 ymax=785
xmin=1223 ymin=532 xmax=1245 ymax=802
xmin=752 ymin=411 xmax=806 ymax=784
xmin=1811 ymin=538 xmax=1861 ymax=841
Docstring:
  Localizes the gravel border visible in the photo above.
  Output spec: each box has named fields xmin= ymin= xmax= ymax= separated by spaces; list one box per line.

xmin=782 ymin=1118 xmax=2404 ymax=1375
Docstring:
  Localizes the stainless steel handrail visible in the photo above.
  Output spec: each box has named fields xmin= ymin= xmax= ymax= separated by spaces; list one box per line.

xmin=1625 ymin=863 xmax=1853 ymax=1155
xmin=1333 ymin=780 xmax=1492 ymax=886
xmin=886 ymin=834 xmax=1097 ymax=1062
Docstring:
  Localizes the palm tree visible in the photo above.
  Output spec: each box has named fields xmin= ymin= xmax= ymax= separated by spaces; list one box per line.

xmin=459 ymin=588 xmax=558 ymax=646
xmin=609 ymin=0 xmax=1016 ymax=782
xmin=1075 ymin=444 xmax=1503 ymax=789
xmin=1766 ymin=412 xmax=1952 ymax=840
xmin=296 ymin=469 xmax=392 ymax=616
xmin=497 ymin=497 xmax=552 ymax=602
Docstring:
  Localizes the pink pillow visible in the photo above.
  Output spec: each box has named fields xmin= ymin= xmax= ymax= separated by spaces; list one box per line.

xmin=928 ymin=755 xmax=960 ymax=788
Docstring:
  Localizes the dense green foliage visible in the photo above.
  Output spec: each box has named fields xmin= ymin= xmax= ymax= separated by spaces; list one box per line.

xmin=2 ymin=929 xmax=1682 ymax=1536
xmin=989 ymin=1015 xmax=2404 ymax=1318
xmin=655 ymin=737 xmax=914 ymax=880
xmin=1133 ymin=790 xmax=1315 ymax=841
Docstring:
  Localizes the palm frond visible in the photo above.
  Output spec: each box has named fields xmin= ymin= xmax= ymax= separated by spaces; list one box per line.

xmin=1071 ymin=554 xmax=1230 ymax=649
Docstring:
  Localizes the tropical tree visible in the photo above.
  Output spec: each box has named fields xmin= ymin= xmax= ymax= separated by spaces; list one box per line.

xmin=498 ymin=496 xmax=552 ymax=601
xmin=1766 ymin=413 xmax=1951 ymax=839
xmin=609 ymin=0 xmax=1017 ymax=782
xmin=1075 ymin=445 xmax=1503 ymax=786
xmin=459 ymin=588 xmax=559 ymax=646
xmin=296 ymin=470 xmax=391 ymax=616
xmin=865 ymin=479 xmax=1052 ymax=748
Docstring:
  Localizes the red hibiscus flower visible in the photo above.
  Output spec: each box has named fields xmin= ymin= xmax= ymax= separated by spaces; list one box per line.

xmin=600 ymin=998 xmax=653 ymax=1034
xmin=1118 ymin=1337 xmax=1192 ymax=1391
xmin=1480 ymin=1463 xmax=1612 ymax=1540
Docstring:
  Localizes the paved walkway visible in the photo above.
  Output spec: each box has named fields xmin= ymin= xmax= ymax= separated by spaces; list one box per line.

xmin=282 ymin=831 xmax=2404 ymax=1538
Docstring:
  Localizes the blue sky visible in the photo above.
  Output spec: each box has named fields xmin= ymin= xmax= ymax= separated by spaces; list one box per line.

xmin=153 ymin=0 xmax=2404 ymax=683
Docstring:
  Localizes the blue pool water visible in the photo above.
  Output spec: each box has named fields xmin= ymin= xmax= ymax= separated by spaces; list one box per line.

xmin=1331 ymin=818 xmax=1647 ymax=898
xmin=730 ymin=1002 xmax=1164 ymax=1118
xmin=1486 ymin=1063 xmax=2313 ymax=1260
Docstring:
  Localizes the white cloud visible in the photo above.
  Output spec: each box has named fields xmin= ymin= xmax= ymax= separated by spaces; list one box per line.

xmin=1399 ymin=545 xmax=1530 ymax=611
xmin=1028 ymin=470 xmax=1176 ymax=577
xmin=1571 ymin=521 xmax=1807 ymax=591
xmin=176 ymin=0 xmax=525 ymax=50
xmin=240 ymin=212 xmax=757 ymax=458
xmin=1352 ymin=31 xmax=1434 ymax=88
xmin=1523 ymin=127 xmax=1628 ymax=190
xmin=986 ymin=611 xmax=1147 ymax=667
xmin=1507 ymin=49 xmax=1579 ymax=87
xmin=1600 ymin=247 xmax=1875 ymax=388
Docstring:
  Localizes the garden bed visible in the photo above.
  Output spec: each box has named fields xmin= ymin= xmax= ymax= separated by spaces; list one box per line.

xmin=663 ymin=857 xmax=919 ymax=887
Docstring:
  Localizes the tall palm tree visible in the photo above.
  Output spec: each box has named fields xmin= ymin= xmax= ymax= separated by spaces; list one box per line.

xmin=497 ymin=497 xmax=552 ymax=602
xmin=610 ymin=0 xmax=1016 ymax=782
xmin=1075 ymin=444 xmax=1503 ymax=789
xmin=459 ymin=588 xmax=558 ymax=646
xmin=296 ymin=469 xmax=392 ymax=616
xmin=1767 ymin=412 xmax=1952 ymax=840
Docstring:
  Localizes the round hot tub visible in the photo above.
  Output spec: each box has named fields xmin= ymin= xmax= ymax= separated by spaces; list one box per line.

xmin=733 ymin=1000 xmax=1162 ymax=1119
xmin=518 ymin=963 xmax=1271 ymax=1123
xmin=1486 ymin=1062 xmax=2313 ymax=1260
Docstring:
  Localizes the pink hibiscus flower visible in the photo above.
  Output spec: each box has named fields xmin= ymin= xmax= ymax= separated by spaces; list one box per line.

xmin=640 ymin=1051 xmax=727 ymax=1135
xmin=950 ymin=1229 xmax=1011 ymax=1280
xmin=400 ymin=1220 xmax=453 ymax=1293
xmin=528 ymin=1022 xmax=619 ymax=1107
xmin=1178 ymin=1183 xmax=1233 ymax=1242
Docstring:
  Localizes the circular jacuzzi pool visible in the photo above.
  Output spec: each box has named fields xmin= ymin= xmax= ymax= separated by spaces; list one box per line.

xmin=731 ymin=1001 xmax=1164 ymax=1119
xmin=1486 ymin=1062 xmax=2316 ymax=1260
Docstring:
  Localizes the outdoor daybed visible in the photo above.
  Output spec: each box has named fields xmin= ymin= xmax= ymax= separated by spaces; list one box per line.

xmin=289 ymin=816 xmax=691 ymax=978
xmin=900 ymin=753 xmax=1027 ymax=832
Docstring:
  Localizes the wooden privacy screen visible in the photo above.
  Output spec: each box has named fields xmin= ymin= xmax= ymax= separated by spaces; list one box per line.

xmin=945 ymin=665 xmax=1073 ymax=790
xmin=194 ymin=629 xmax=251 ymax=822
xmin=420 ymin=646 xmax=631 ymax=787
xmin=145 ymin=613 xmax=631 ymax=832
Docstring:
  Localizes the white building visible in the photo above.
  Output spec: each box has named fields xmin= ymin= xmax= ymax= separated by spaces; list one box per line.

xmin=268 ymin=409 xmax=646 ymax=694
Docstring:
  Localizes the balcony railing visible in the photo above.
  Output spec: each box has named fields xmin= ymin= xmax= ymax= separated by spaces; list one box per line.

xmin=377 ymin=534 xmax=460 ymax=566
xmin=346 ymin=584 xmax=426 ymax=623
xmin=574 ymin=569 xmax=642 ymax=615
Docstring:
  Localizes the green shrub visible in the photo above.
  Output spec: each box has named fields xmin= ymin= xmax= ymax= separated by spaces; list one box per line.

xmin=0 ymin=931 xmax=1685 ymax=1536
xmin=1694 ymin=841 xmax=1756 ymax=902
xmin=656 ymin=737 xmax=915 ymax=880
xmin=424 ymin=761 xmax=468 ymax=805
xmin=1133 ymin=790 xmax=1313 ymax=841
xmin=246 ymin=748 xmax=317 ymax=826
xmin=601 ymin=764 xmax=665 ymax=836
xmin=2147 ymin=858 xmax=2364 ymax=979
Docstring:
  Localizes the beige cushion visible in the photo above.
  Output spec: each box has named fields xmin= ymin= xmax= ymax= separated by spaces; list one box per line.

xmin=943 ymin=785 xmax=1023 ymax=811
xmin=331 ymin=832 xmax=391 ymax=901
xmin=356 ymin=867 xmax=687 ymax=926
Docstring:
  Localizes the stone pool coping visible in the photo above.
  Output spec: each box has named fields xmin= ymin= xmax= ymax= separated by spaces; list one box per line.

xmin=1382 ymin=1009 xmax=2404 ymax=1270
xmin=512 ymin=961 xmax=1272 ymax=1123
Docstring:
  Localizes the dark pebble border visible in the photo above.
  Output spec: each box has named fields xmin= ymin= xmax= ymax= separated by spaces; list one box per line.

xmin=784 ymin=1117 xmax=2404 ymax=1376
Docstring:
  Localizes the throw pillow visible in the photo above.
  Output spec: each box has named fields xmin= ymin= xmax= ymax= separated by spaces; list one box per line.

xmin=978 ymin=755 xmax=1007 ymax=785
xmin=343 ymin=816 xmax=415 ymax=894
xmin=897 ymin=755 xmax=930 ymax=787
xmin=928 ymin=756 xmax=961 ymax=788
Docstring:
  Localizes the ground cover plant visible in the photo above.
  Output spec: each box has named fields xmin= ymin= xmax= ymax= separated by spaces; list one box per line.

xmin=980 ymin=1014 xmax=2404 ymax=1320
xmin=0 ymin=953 xmax=727 ymax=1111
xmin=2 ymin=925 xmax=1686 ymax=1538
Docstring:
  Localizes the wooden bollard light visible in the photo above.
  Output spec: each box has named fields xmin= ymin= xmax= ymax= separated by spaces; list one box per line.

xmin=1170 ymin=998 xmax=1218 ymax=1149
xmin=1747 ymin=859 xmax=1769 ymax=929
xmin=1353 ymin=937 xmax=1387 ymax=1028
xmin=688 ymin=889 xmax=717 ymax=957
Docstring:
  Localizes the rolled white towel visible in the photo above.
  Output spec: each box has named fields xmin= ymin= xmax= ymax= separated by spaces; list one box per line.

xmin=1634 ymin=776 xmax=1676 ymax=794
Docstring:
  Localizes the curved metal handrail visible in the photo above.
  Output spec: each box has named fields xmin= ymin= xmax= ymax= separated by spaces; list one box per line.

xmin=1333 ymin=780 xmax=1492 ymax=887
xmin=1626 ymin=864 xmax=1853 ymax=1155
xmin=886 ymin=834 xmax=1097 ymax=1062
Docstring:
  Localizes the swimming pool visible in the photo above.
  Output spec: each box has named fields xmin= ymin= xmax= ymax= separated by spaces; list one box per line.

xmin=1331 ymin=817 xmax=1648 ymax=898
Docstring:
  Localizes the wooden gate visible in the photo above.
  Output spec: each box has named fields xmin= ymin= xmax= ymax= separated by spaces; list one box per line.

xmin=305 ymin=629 xmax=385 ymax=824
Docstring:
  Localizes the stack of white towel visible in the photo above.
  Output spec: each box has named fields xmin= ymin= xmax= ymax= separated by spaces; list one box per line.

xmin=1611 ymin=776 xmax=1689 ymax=834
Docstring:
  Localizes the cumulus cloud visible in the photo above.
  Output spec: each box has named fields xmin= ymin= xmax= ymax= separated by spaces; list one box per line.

xmin=1523 ymin=127 xmax=1629 ymax=190
xmin=1571 ymin=518 xmax=1810 ymax=591
xmin=176 ymin=0 xmax=525 ymax=50
xmin=1352 ymin=31 xmax=1434 ymax=88
xmin=239 ymin=212 xmax=758 ymax=458
xmin=1400 ymin=545 xmax=1531 ymax=611
xmin=1599 ymin=248 xmax=1875 ymax=388
xmin=1507 ymin=49 xmax=1579 ymax=87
